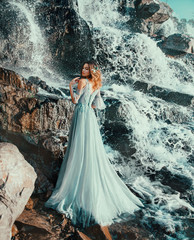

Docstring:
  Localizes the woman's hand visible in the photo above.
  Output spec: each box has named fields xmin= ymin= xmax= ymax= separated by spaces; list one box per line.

xmin=69 ymin=77 xmax=80 ymax=86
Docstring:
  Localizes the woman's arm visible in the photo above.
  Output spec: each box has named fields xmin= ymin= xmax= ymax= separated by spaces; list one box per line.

xmin=69 ymin=77 xmax=79 ymax=104
xmin=69 ymin=78 xmax=86 ymax=104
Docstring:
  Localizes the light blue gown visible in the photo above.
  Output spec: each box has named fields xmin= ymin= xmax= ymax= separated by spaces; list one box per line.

xmin=44 ymin=78 xmax=144 ymax=227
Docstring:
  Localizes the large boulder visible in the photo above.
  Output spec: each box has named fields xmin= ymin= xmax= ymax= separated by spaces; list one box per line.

xmin=135 ymin=0 xmax=160 ymax=19
xmin=0 ymin=142 xmax=37 ymax=240
xmin=127 ymin=0 xmax=173 ymax=36
xmin=135 ymin=0 xmax=172 ymax=24
xmin=35 ymin=0 xmax=94 ymax=75
xmin=161 ymin=34 xmax=194 ymax=54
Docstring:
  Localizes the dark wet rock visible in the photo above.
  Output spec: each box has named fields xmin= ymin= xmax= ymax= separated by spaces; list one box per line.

xmin=155 ymin=167 xmax=193 ymax=193
xmin=118 ymin=0 xmax=136 ymax=16
xmin=126 ymin=0 xmax=172 ymax=36
xmin=135 ymin=0 xmax=172 ymax=24
xmin=103 ymin=98 xmax=136 ymax=158
xmin=128 ymin=78 xmax=194 ymax=107
xmin=127 ymin=17 xmax=155 ymax=36
xmin=160 ymin=34 xmax=194 ymax=55
xmin=13 ymin=194 xmax=148 ymax=240
xmin=180 ymin=53 xmax=194 ymax=66
xmin=35 ymin=0 xmax=94 ymax=75
xmin=135 ymin=0 xmax=160 ymax=20
xmin=28 ymin=76 xmax=63 ymax=96
xmin=108 ymin=219 xmax=153 ymax=239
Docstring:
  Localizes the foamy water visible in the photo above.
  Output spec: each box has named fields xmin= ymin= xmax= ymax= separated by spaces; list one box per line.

xmin=77 ymin=0 xmax=194 ymax=238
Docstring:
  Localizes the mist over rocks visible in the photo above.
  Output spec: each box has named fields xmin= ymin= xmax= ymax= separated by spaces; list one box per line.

xmin=35 ymin=0 xmax=94 ymax=74
xmin=0 ymin=1 xmax=33 ymax=69
xmin=0 ymin=0 xmax=94 ymax=76
xmin=119 ymin=0 xmax=194 ymax=57
xmin=0 ymin=0 xmax=192 ymax=76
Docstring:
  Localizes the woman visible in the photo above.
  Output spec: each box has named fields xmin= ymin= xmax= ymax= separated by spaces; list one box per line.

xmin=45 ymin=60 xmax=144 ymax=229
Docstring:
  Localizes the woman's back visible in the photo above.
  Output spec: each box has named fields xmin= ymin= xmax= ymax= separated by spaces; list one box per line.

xmin=45 ymin=62 xmax=143 ymax=229
xmin=74 ymin=78 xmax=105 ymax=110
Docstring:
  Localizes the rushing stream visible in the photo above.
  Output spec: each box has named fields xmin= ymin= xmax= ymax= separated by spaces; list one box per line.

xmin=4 ymin=0 xmax=64 ymax=87
xmin=76 ymin=0 xmax=194 ymax=239
xmin=0 ymin=0 xmax=193 ymax=239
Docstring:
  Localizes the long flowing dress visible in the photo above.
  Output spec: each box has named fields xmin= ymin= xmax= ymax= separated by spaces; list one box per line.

xmin=44 ymin=78 xmax=144 ymax=227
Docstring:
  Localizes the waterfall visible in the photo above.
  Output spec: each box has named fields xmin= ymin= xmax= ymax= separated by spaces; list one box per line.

xmin=3 ymin=0 xmax=65 ymax=88
xmin=8 ymin=0 xmax=48 ymax=77
xmin=77 ymin=1 xmax=194 ymax=239
xmin=77 ymin=0 xmax=194 ymax=95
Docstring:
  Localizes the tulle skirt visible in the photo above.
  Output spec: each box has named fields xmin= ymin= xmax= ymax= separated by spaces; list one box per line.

xmin=45 ymin=103 xmax=144 ymax=227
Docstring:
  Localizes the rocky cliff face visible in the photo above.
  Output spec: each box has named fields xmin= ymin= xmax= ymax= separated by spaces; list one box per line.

xmin=0 ymin=67 xmax=76 ymax=194
xmin=35 ymin=0 xmax=94 ymax=74
xmin=0 ymin=67 xmax=74 ymax=133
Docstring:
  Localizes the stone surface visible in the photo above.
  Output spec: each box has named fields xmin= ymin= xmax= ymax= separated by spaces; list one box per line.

xmin=35 ymin=0 xmax=94 ymax=75
xmin=13 ymin=195 xmax=150 ymax=240
xmin=109 ymin=223 xmax=152 ymax=240
xmin=0 ymin=67 xmax=75 ymax=193
xmin=127 ymin=0 xmax=172 ymax=36
xmin=135 ymin=0 xmax=172 ymax=24
xmin=135 ymin=0 xmax=160 ymax=19
xmin=0 ymin=142 xmax=37 ymax=240
xmin=0 ymin=67 xmax=74 ymax=133
xmin=161 ymin=34 xmax=194 ymax=54
xmin=155 ymin=167 xmax=193 ymax=193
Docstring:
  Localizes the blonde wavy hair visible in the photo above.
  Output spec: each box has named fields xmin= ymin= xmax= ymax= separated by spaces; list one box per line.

xmin=80 ymin=60 xmax=102 ymax=91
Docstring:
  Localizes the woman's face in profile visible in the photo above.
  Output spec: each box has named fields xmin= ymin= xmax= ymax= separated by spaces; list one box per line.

xmin=82 ymin=63 xmax=90 ymax=77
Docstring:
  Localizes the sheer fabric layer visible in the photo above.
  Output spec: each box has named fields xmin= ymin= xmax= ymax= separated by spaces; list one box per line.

xmin=45 ymin=79 xmax=143 ymax=227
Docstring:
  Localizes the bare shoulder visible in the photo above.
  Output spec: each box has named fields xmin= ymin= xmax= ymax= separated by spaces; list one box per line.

xmin=79 ymin=78 xmax=87 ymax=84
xmin=77 ymin=78 xmax=87 ymax=89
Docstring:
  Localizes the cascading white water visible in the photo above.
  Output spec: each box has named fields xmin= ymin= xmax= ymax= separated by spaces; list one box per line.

xmin=10 ymin=0 xmax=48 ymax=77
xmin=77 ymin=0 xmax=194 ymax=96
xmin=7 ymin=0 xmax=65 ymax=90
xmin=77 ymin=0 xmax=194 ymax=238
